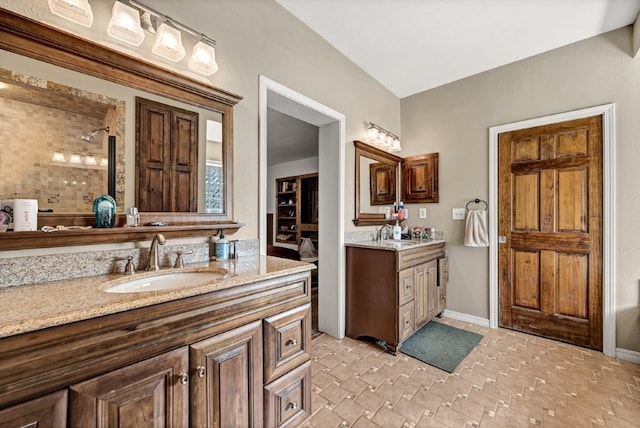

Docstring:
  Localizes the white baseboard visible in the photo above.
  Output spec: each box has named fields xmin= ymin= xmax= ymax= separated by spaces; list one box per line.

xmin=442 ymin=309 xmax=490 ymax=328
xmin=616 ymin=348 xmax=640 ymax=363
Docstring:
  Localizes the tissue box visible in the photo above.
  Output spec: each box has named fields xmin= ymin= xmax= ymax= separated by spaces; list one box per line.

xmin=12 ymin=199 xmax=38 ymax=231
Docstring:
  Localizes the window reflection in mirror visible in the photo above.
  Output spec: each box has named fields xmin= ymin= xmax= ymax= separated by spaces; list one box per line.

xmin=204 ymin=119 xmax=223 ymax=213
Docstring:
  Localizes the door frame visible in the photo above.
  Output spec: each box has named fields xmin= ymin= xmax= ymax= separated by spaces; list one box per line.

xmin=258 ymin=75 xmax=347 ymax=339
xmin=489 ymin=104 xmax=616 ymax=356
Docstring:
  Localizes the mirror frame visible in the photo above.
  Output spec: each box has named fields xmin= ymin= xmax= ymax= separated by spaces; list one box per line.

xmin=353 ymin=140 xmax=402 ymax=226
xmin=0 ymin=9 xmax=243 ymax=250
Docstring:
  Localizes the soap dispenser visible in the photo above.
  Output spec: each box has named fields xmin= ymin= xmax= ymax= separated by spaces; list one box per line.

xmin=215 ymin=229 xmax=229 ymax=260
xmin=393 ymin=221 xmax=401 ymax=240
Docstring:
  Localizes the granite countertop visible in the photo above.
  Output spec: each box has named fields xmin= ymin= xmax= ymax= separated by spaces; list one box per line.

xmin=0 ymin=256 xmax=314 ymax=339
xmin=345 ymin=239 xmax=445 ymax=251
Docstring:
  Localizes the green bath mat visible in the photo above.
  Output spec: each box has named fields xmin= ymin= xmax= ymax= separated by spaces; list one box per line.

xmin=401 ymin=321 xmax=483 ymax=373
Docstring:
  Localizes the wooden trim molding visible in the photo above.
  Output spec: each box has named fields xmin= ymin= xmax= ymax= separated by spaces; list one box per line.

xmin=0 ymin=9 xmax=244 ymax=250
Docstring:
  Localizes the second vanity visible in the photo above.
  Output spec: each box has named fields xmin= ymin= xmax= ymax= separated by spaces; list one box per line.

xmin=346 ymin=239 xmax=448 ymax=354
xmin=0 ymin=256 xmax=314 ymax=427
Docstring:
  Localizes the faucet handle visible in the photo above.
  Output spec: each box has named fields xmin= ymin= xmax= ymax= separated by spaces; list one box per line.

xmin=174 ymin=250 xmax=193 ymax=268
xmin=123 ymin=256 xmax=136 ymax=275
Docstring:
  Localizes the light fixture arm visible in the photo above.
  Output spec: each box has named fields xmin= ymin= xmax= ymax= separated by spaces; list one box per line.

xmin=368 ymin=122 xmax=399 ymax=141
xmin=128 ymin=0 xmax=216 ymax=45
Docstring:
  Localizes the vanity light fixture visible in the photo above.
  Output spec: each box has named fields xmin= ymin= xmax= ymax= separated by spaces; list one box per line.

xmin=48 ymin=0 xmax=93 ymax=27
xmin=107 ymin=1 xmax=145 ymax=46
xmin=127 ymin=0 xmax=219 ymax=75
xmin=52 ymin=152 xmax=66 ymax=162
xmin=69 ymin=154 xmax=82 ymax=164
xmin=85 ymin=155 xmax=97 ymax=165
xmin=188 ymin=39 xmax=218 ymax=76
xmin=152 ymin=22 xmax=186 ymax=62
xmin=100 ymin=158 xmax=109 ymax=167
xmin=366 ymin=122 xmax=402 ymax=153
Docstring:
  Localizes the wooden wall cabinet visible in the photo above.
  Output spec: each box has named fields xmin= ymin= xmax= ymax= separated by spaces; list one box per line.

xmin=275 ymin=174 xmax=318 ymax=248
xmin=346 ymin=242 xmax=446 ymax=354
xmin=401 ymin=153 xmax=439 ymax=203
xmin=0 ymin=272 xmax=312 ymax=428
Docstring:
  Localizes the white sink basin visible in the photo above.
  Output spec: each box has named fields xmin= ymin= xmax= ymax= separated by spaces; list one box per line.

xmin=105 ymin=271 xmax=228 ymax=293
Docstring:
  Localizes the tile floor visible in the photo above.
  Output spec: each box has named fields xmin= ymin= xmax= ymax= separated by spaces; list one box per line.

xmin=302 ymin=318 xmax=640 ymax=427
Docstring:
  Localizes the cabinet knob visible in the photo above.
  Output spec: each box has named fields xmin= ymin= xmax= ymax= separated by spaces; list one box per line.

xmin=286 ymin=339 xmax=298 ymax=346
xmin=287 ymin=402 xmax=299 ymax=410
xmin=196 ymin=366 xmax=206 ymax=378
xmin=178 ymin=372 xmax=189 ymax=385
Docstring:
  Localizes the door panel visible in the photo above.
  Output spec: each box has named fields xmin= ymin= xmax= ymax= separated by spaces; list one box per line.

xmin=498 ymin=115 xmax=603 ymax=350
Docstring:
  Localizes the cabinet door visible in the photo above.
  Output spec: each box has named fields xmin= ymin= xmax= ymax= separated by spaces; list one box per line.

xmin=401 ymin=153 xmax=439 ymax=203
xmin=190 ymin=320 xmax=263 ymax=428
xmin=398 ymin=302 xmax=415 ymax=342
xmin=425 ymin=260 xmax=438 ymax=321
xmin=0 ymin=390 xmax=67 ymax=428
xmin=414 ymin=260 xmax=438 ymax=328
xmin=69 ymin=347 xmax=189 ymax=428
xmin=438 ymin=256 xmax=449 ymax=315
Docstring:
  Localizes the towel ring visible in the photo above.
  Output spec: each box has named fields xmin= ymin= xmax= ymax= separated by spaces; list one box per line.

xmin=465 ymin=198 xmax=487 ymax=212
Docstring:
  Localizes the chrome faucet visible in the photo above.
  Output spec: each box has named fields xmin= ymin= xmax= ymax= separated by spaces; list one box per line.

xmin=376 ymin=224 xmax=391 ymax=241
xmin=145 ymin=233 xmax=166 ymax=271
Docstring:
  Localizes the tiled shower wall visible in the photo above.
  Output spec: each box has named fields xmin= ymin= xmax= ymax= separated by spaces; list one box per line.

xmin=0 ymin=97 xmax=110 ymax=212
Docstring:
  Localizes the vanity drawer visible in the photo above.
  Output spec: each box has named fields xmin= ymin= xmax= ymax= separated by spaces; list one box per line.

xmin=398 ymin=268 xmax=415 ymax=306
xmin=263 ymin=304 xmax=311 ymax=384
xmin=264 ymin=361 xmax=311 ymax=428
xmin=398 ymin=302 xmax=415 ymax=342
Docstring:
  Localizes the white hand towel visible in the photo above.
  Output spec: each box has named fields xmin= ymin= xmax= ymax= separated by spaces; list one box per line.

xmin=464 ymin=209 xmax=489 ymax=247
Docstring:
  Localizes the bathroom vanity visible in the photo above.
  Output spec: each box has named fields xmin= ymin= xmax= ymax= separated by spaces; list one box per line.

xmin=0 ymin=257 xmax=313 ymax=427
xmin=345 ymin=240 xmax=448 ymax=354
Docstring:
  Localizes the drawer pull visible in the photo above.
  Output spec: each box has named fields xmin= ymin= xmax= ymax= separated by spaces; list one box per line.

xmin=286 ymin=339 xmax=298 ymax=346
xmin=196 ymin=366 xmax=206 ymax=378
xmin=178 ymin=372 xmax=189 ymax=385
xmin=405 ymin=320 xmax=411 ymax=326
xmin=287 ymin=402 xmax=299 ymax=410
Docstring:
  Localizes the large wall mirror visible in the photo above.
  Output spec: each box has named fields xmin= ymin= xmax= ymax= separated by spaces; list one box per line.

xmin=353 ymin=140 xmax=402 ymax=226
xmin=0 ymin=10 xmax=242 ymax=249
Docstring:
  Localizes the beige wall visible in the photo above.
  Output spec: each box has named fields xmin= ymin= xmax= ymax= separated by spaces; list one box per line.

xmin=1 ymin=0 xmax=399 ymax=241
xmin=401 ymin=27 xmax=640 ymax=352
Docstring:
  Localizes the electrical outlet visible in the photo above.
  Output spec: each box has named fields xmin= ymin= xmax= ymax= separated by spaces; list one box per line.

xmin=452 ymin=208 xmax=466 ymax=220
xmin=419 ymin=208 xmax=427 ymax=219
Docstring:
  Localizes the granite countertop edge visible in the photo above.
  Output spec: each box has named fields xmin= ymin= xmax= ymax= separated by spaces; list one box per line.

xmin=345 ymin=239 xmax=446 ymax=251
xmin=0 ymin=255 xmax=314 ymax=339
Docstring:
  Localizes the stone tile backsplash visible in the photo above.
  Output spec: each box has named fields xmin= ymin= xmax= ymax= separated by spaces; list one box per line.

xmin=0 ymin=239 xmax=259 ymax=288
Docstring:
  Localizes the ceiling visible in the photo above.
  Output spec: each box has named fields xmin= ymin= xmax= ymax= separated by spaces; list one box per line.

xmin=276 ymin=0 xmax=640 ymax=98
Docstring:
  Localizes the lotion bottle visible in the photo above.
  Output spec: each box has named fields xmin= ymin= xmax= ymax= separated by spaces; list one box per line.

xmin=393 ymin=221 xmax=401 ymax=240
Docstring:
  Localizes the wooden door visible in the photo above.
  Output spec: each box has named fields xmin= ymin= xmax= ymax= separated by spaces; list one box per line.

xmin=69 ymin=347 xmax=189 ymax=427
xmin=136 ymin=97 xmax=198 ymax=212
xmin=498 ymin=116 xmax=603 ymax=350
xmin=190 ymin=321 xmax=263 ymax=428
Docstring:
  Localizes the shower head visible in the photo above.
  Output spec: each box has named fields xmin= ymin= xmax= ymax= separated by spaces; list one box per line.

xmin=81 ymin=126 xmax=110 ymax=142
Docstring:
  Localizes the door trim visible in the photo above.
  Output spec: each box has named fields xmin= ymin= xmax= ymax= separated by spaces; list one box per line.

xmin=489 ymin=104 xmax=616 ymax=356
xmin=258 ymin=75 xmax=347 ymax=339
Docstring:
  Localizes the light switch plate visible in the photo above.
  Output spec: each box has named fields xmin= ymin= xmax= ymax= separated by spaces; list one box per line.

xmin=452 ymin=208 xmax=466 ymax=220
xmin=419 ymin=208 xmax=427 ymax=219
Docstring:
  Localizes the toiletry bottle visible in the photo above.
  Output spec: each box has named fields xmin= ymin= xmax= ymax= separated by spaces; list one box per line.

xmin=398 ymin=200 xmax=405 ymax=220
xmin=215 ymin=230 xmax=229 ymax=260
xmin=393 ymin=221 xmax=401 ymax=240
xmin=399 ymin=200 xmax=407 ymax=219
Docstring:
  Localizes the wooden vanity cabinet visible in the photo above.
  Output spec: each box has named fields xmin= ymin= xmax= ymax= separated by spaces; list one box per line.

xmin=346 ymin=242 xmax=446 ymax=354
xmin=0 ymin=271 xmax=312 ymax=428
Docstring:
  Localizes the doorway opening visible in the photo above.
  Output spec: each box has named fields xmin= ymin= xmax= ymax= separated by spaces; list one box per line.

xmin=259 ymin=76 xmax=346 ymax=339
